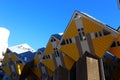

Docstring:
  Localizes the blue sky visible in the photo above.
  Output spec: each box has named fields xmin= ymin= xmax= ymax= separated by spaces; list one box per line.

xmin=0 ymin=0 xmax=120 ymax=50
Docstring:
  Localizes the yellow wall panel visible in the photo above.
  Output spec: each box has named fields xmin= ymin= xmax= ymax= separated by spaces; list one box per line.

xmin=92 ymin=35 xmax=114 ymax=58
xmin=47 ymin=68 xmax=53 ymax=77
xmin=63 ymin=56 xmax=75 ymax=70
xmin=60 ymin=43 xmax=80 ymax=61
xmin=82 ymin=17 xmax=102 ymax=33
xmin=109 ymin=35 xmax=120 ymax=58
xmin=11 ymin=53 xmax=19 ymax=61
xmin=2 ymin=66 xmax=11 ymax=76
xmin=34 ymin=54 xmax=40 ymax=64
xmin=32 ymin=68 xmax=41 ymax=78
xmin=42 ymin=59 xmax=55 ymax=72
xmin=63 ymin=20 xmax=78 ymax=39
xmin=56 ymin=40 xmax=60 ymax=46
xmin=3 ymin=54 xmax=9 ymax=63
xmin=109 ymin=47 xmax=120 ymax=58
xmin=117 ymin=35 xmax=120 ymax=40
xmin=44 ymin=42 xmax=54 ymax=55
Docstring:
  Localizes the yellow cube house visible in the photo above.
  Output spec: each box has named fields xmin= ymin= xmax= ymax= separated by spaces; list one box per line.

xmin=2 ymin=48 xmax=25 ymax=80
xmin=59 ymin=11 xmax=119 ymax=62
xmin=109 ymin=27 xmax=120 ymax=58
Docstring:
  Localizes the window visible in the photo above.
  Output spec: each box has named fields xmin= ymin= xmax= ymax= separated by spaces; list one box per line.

xmin=55 ymin=52 xmax=59 ymax=57
xmin=61 ymin=38 xmax=73 ymax=45
xmin=51 ymin=39 xmax=53 ymax=42
xmin=81 ymin=28 xmax=84 ymax=31
xmin=66 ymin=39 xmax=69 ymax=44
xmin=82 ymin=32 xmax=86 ymax=40
xmin=79 ymin=33 xmax=83 ymax=41
xmin=103 ymin=29 xmax=110 ymax=36
xmin=43 ymin=56 xmax=45 ymax=59
xmin=74 ymin=13 xmax=78 ymax=19
xmin=111 ymin=41 xmax=116 ymax=48
xmin=57 ymin=52 xmax=60 ymax=57
xmin=61 ymin=39 xmax=65 ymax=45
xmin=78 ymin=28 xmax=86 ymax=41
xmin=54 ymin=39 xmax=56 ymax=41
xmin=95 ymin=32 xmax=98 ymax=37
xmin=51 ymin=38 xmax=56 ymax=42
xmin=56 ymin=51 xmax=59 ymax=57
xmin=69 ymin=38 xmax=72 ymax=43
xmin=54 ymin=48 xmax=56 ymax=50
xmin=117 ymin=41 xmax=120 ymax=46
xmin=99 ymin=31 xmax=102 ymax=37
xmin=48 ymin=55 xmax=50 ymax=58
xmin=78 ymin=29 xmax=80 ymax=31
xmin=38 ymin=52 xmax=41 ymax=55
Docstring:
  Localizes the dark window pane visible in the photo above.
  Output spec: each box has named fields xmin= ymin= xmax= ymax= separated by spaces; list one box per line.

xmin=57 ymin=51 xmax=59 ymax=57
xmin=117 ymin=41 xmax=120 ymax=46
xmin=81 ymin=28 xmax=84 ymax=31
xmin=55 ymin=52 xmax=59 ymax=57
xmin=43 ymin=56 xmax=45 ymax=59
xmin=48 ymin=55 xmax=50 ymax=58
xmin=78 ymin=29 xmax=80 ymax=31
xmin=51 ymin=39 xmax=53 ymax=42
xmin=95 ymin=32 xmax=98 ymax=37
xmin=61 ymin=39 xmax=65 ymax=45
xmin=66 ymin=39 xmax=69 ymax=44
xmin=111 ymin=41 xmax=116 ymax=48
xmin=18 ymin=60 xmax=22 ymax=63
xmin=99 ymin=31 xmax=102 ymax=37
xmin=82 ymin=32 xmax=86 ymax=40
xmin=74 ymin=13 xmax=78 ymax=19
xmin=79 ymin=33 xmax=83 ymax=41
xmin=69 ymin=38 xmax=72 ymax=43
xmin=54 ymin=39 xmax=56 ymax=41
xmin=38 ymin=52 xmax=41 ymax=55
xmin=103 ymin=29 xmax=110 ymax=36
xmin=54 ymin=48 xmax=56 ymax=50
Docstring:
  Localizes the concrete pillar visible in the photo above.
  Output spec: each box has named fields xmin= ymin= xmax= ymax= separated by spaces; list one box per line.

xmin=76 ymin=53 xmax=105 ymax=80
xmin=99 ymin=59 xmax=105 ymax=80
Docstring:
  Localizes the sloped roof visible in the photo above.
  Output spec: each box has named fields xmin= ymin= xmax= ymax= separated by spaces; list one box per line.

xmin=38 ymin=47 xmax=45 ymax=53
xmin=14 ymin=51 xmax=36 ymax=63
xmin=52 ymin=34 xmax=62 ymax=40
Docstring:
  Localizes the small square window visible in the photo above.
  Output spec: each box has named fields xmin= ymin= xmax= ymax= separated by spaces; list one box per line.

xmin=103 ymin=29 xmax=110 ymax=36
xmin=95 ymin=32 xmax=98 ymax=37
xmin=61 ymin=39 xmax=65 ymax=45
xmin=117 ymin=41 xmax=120 ymax=46
xmin=81 ymin=28 xmax=84 ymax=31
xmin=111 ymin=41 xmax=116 ymax=48
xmin=69 ymin=38 xmax=72 ymax=43
xmin=51 ymin=39 xmax=53 ymax=42
xmin=78 ymin=29 xmax=80 ymax=31
xmin=54 ymin=39 xmax=56 ymax=41
xmin=99 ymin=31 xmax=102 ymax=37
xmin=79 ymin=33 xmax=83 ymax=41
xmin=48 ymin=55 xmax=50 ymax=59
xmin=66 ymin=39 xmax=69 ymax=44
xmin=43 ymin=56 xmax=45 ymax=59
